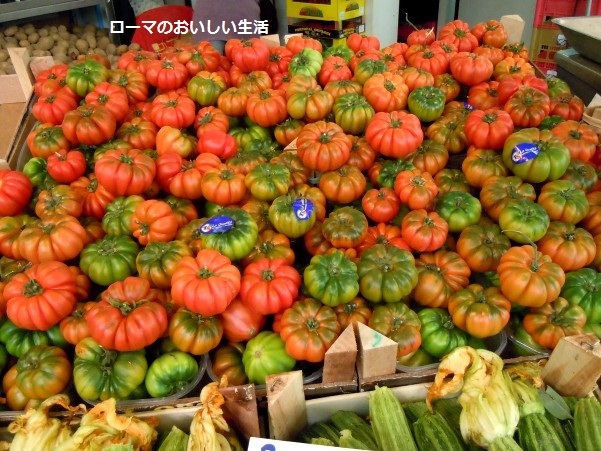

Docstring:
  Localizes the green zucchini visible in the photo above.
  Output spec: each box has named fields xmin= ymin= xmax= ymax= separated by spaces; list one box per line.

xmin=488 ymin=435 xmax=524 ymax=451
xmin=339 ymin=429 xmax=373 ymax=450
xmin=296 ymin=421 xmax=340 ymax=445
xmin=574 ymin=396 xmax=601 ymax=451
xmin=544 ymin=411 xmax=575 ymax=451
xmin=369 ymin=386 xmax=418 ymax=451
xmin=330 ymin=410 xmax=377 ymax=450
xmin=518 ymin=413 xmax=566 ymax=451
xmin=157 ymin=426 xmax=189 ymax=451
xmin=413 ymin=411 xmax=466 ymax=451
xmin=403 ymin=400 xmax=430 ymax=424
xmin=432 ymin=397 xmax=463 ymax=440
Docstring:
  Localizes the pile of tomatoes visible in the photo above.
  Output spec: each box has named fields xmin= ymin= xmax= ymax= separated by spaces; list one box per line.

xmin=0 ymin=18 xmax=600 ymax=409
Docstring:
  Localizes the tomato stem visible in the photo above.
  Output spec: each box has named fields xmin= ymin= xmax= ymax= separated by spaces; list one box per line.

xmin=23 ymin=279 xmax=43 ymax=297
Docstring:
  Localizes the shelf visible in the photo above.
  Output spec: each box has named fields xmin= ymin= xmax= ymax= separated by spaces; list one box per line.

xmin=0 ymin=0 xmax=113 ymax=24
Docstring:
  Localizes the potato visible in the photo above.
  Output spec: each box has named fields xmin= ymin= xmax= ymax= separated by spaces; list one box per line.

xmin=5 ymin=41 xmax=18 ymax=48
xmin=83 ymin=24 xmax=96 ymax=34
xmin=105 ymin=43 xmax=116 ymax=56
xmin=84 ymin=34 xmax=96 ymax=49
xmin=0 ymin=49 xmax=7 ymax=62
xmin=27 ymin=33 xmax=39 ymax=44
xmin=15 ymin=31 xmax=27 ymax=42
xmin=49 ymin=26 xmax=58 ymax=34
xmin=67 ymin=46 xmax=80 ymax=58
xmin=75 ymin=38 xmax=89 ymax=53
xmin=129 ymin=42 xmax=141 ymax=51
xmin=38 ymin=28 xmax=49 ymax=38
xmin=50 ymin=32 xmax=60 ymax=42
xmin=5 ymin=64 xmax=15 ymax=74
xmin=96 ymin=29 xmax=108 ymax=38
xmin=19 ymin=39 xmax=29 ymax=48
xmin=93 ymin=48 xmax=106 ymax=56
xmin=115 ymin=44 xmax=129 ymax=56
xmin=22 ymin=25 xmax=36 ymax=35
xmin=97 ymin=36 xmax=110 ymax=50
xmin=58 ymin=30 xmax=70 ymax=41
xmin=4 ymin=25 xmax=18 ymax=37
xmin=58 ymin=25 xmax=67 ymax=33
xmin=36 ymin=36 xmax=54 ymax=51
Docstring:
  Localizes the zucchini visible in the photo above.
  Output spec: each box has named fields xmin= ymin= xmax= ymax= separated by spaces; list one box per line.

xmin=369 ymin=385 xmax=418 ymax=451
xmin=311 ymin=437 xmax=336 ymax=446
xmin=330 ymin=410 xmax=378 ymax=450
xmin=544 ymin=411 xmax=575 ymax=451
xmin=403 ymin=400 xmax=430 ymax=424
xmin=518 ymin=413 xmax=566 ymax=451
xmin=339 ymin=429 xmax=373 ymax=450
xmin=413 ymin=411 xmax=466 ymax=451
xmin=574 ymin=396 xmax=601 ymax=451
xmin=296 ymin=421 xmax=340 ymax=445
xmin=432 ymin=397 xmax=463 ymax=440
xmin=488 ymin=435 xmax=524 ymax=451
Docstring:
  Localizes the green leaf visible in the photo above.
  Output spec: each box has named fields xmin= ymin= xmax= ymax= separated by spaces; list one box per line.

xmin=539 ymin=386 xmax=573 ymax=420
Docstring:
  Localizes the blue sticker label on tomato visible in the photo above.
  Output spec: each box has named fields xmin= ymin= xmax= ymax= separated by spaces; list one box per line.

xmin=292 ymin=198 xmax=314 ymax=221
xmin=511 ymin=142 xmax=540 ymax=164
xmin=199 ymin=215 xmax=235 ymax=234
xmin=463 ymin=101 xmax=475 ymax=111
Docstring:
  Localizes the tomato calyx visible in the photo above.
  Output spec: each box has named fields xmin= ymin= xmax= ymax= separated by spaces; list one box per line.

xmin=304 ymin=317 xmax=320 ymax=332
xmin=197 ymin=267 xmax=215 ymax=279
xmin=482 ymin=113 xmax=498 ymax=124
xmin=108 ymin=297 xmax=145 ymax=314
xmin=411 ymin=175 xmax=426 ymax=187
xmin=97 ymin=94 xmax=109 ymax=104
xmin=260 ymin=268 xmax=276 ymax=281
xmin=318 ymin=132 xmax=333 ymax=144
xmin=22 ymin=279 xmax=44 ymax=297
xmin=164 ymin=100 xmax=179 ymax=108
xmin=569 ymin=130 xmax=583 ymax=140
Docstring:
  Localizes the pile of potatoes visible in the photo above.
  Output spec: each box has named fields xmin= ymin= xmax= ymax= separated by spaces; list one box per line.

xmin=0 ymin=22 xmax=141 ymax=74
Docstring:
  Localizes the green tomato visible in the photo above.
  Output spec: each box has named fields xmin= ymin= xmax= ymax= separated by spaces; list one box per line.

xmin=407 ymin=86 xmax=446 ymax=122
xmin=245 ymin=162 xmax=292 ymax=201
xmin=498 ymin=199 xmax=550 ymax=244
xmin=0 ymin=318 xmax=66 ymax=358
xmin=332 ymin=93 xmax=375 ymax=135
xmin=418 ymin=308 xmax=469 ymax=358
xmin=546 ymin=77 xmax=571 ymax=97
xmin=396 ymin=348 xmax=437 ymax=367
xmin=357 ymin=244 xmax=418 ymax=303
xmin=512 ymin=324 xmax=549 ymax=356
xmin=502 ymin=128 xmax=571 ymax=183
xmin=561 ymin=268 xmax=601 ymax=324
xmin=435 ymin=191 xmax=482 ymax=233
xmin=65 ymin=59 xmax=109 ymax=96
xmin=538 ymin=115 xmax=565 ymax=131
xmin=289 ymin=48 xmax=323 ymax=78
xmin=22 ymin=157 xmax=58 ymax=190
xmin=144 ymin=352 xmax=199 ymax=398
xmin=102 ymin=195 xmax=145 ymax=236
xmin=73 ymin=337 xmax=148 ymax=401
xmin=201 ymin=207 xmax=259 ymax=261
xmin=243 ymin=139 xmax=281 ymax=160
xmin=269 ymin=194 xmax=316 ymax=238
xmin=204 ymin=201 xmax=224 ymax=217
xmin=79 ymin=235 xmax=140 ymax=286
xmin=303 ymin=250 xmax=360 ymax=306
xmin=229 ymin=123 xmax=271 ymax=149
xmin=242 ymin=331 xmax=296 ymax=385
xmin=375 ymin=158 xmax=415 ymax=189
xmin=187 ymin=73 xmax=226 ymax=106
xmin=323 ymin=45 xmax=354 ymax=63
xmin=584 ymin=322 xmax=601 ymax=339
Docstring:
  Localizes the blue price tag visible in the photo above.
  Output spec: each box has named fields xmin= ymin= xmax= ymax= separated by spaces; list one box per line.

xmin=199 ymin=215 xmax=235 ymax=234
xmin=463 ymin=101 xmax=475 ymax=111
xmin=292 ymin=198 xmax=314 ymax=221
xmin=511 ymin=142 xmax=540 ymax=164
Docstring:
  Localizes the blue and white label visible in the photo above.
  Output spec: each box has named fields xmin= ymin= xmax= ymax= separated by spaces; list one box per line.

xmin=199 ymin=215 xmax=235 ymax=234
xmin=292 ymin=198 xmax=314 ymax=221
xmin=511 ymin=142 xmax=540 ymax=164
xmin=463 ymin=101 xmax=475 ymax=111
xmin=248 ymin=437 xmax=354 ymax=450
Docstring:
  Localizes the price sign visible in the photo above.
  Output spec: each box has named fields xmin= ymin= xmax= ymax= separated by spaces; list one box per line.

xmin=247 ymin=437 xmax=360 ymax=450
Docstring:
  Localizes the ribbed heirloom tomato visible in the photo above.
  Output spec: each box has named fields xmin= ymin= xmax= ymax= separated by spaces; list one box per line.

xmin=170 ymin=249 xmax=241 ymax=316
xmin=365 ymin=110 xmax=424 ymax=158
xmin=296 ymin=121 xmax=352 ymax=172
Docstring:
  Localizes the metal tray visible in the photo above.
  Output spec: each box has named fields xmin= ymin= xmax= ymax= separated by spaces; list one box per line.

xmin=553 ymin=16 xmax=601 ymax=64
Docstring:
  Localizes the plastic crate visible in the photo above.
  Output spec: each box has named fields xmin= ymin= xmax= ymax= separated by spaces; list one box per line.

xmin=534 ymin=0 xmax=601 ymax=29
xmin=286 ymin=0 xmax=365 ymax=22
xmin=530 ymin=26 xmax=567 ymax=76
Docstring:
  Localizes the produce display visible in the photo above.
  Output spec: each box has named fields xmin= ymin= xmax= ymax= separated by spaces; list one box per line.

xmin=298 ymin=347 xmax=601 ymax=450
xmin=0 ymin=12 xmax=600 ymax=449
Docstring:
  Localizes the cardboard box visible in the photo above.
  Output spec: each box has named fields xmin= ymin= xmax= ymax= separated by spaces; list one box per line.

xmin=0 ymin=103 xmax=35 ymax=166
xmin=288 ymin=17 xmax=364 ymax=39
xmin=286 ymin=0 xmax=365 ymax=22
